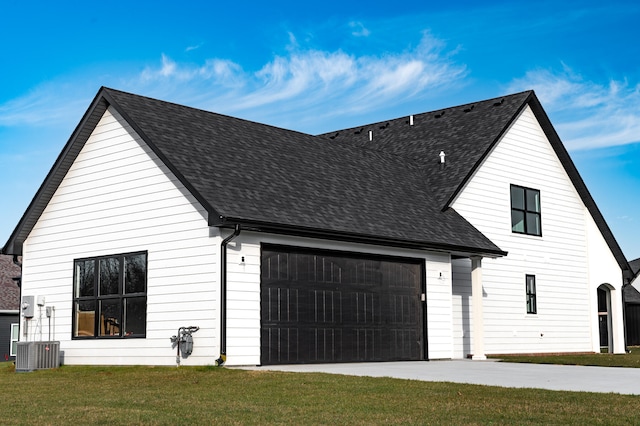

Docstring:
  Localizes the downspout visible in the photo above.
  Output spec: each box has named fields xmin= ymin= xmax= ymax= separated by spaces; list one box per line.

xmin=215 ymin=225 xmax=241 ymax=366
xmin=13 ymin=255 xmax=23 ymax=350
xmin=622 ymin=275 xmax=631 ymax=353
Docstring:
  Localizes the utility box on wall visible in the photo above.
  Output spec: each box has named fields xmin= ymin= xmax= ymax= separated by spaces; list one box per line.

xmin=21 ymin=296 xmax=35 ymax=318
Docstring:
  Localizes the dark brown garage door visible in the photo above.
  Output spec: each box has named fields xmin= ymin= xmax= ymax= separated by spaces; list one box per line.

xmin=261 ymin=245 xmax=426 ymax=365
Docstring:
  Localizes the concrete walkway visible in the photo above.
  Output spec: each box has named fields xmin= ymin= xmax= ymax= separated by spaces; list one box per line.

xmin=240 ymin=360 xmax=640 ymax=395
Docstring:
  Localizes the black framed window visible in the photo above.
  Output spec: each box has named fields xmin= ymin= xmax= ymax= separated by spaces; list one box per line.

xmin=511 ymin=185 xmax=541 ymax=236
xmin=526 ymin=274 xmax=537 ymax=314
xmin=73 ymin=252 xmax=147 ymax=338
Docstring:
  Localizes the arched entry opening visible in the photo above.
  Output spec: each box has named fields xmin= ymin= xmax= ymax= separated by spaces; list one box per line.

xmin=598 ymin=284 xmax=613 ymax=353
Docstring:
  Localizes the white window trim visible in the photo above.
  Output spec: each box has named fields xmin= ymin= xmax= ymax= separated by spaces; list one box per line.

xmin=10 ymin=323 xmax=19 ymax=357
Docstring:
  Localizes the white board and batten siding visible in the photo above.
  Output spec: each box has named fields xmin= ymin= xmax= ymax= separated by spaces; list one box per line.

xmin=223 ymin=232 xmax=455 ymax=365
xmin=21 ymin=107 xmax=222 ymax=365
xmin=451 ymin=105 xmax=625 ymax=356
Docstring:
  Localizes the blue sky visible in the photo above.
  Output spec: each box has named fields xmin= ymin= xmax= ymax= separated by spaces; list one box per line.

xmin=2 ymin=1 xmax=640 ymax=258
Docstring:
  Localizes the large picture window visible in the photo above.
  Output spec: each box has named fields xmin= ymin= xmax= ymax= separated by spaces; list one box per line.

xmin=511 ymin=185 xmax=541 ymax=236
xmin=73 ymin=252 xmax=147 ymax=338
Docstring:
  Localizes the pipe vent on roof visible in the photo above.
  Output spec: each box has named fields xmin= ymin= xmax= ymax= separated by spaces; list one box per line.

xmin=439 ymin=151 xmax=446 ymax=164
xmin=410 ymin=115 xmax=414 ymax=126
xmin=368 ymin=130 xmax=373 ymax=141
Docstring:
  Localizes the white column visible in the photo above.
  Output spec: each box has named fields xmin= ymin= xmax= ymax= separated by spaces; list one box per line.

xmin=611 ymin=287 xmax=625 ymax=354
xmin=471 ymin=256 xmax=486 ymax=360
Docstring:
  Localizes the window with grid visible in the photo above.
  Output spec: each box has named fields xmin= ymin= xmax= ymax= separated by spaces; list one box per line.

xmin=511 ymin=185 xmax=541 ymax=236
xmin=73 ymin=252 xmax=147 ymax=338
xmin=526 ymin=274 xmax=537 ymax=314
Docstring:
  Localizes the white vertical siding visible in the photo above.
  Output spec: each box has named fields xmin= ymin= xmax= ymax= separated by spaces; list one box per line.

xmin=21 ymin=107 xmax=219 ymax=366
xmin=451 ymin=105 xmax=623 ymax=355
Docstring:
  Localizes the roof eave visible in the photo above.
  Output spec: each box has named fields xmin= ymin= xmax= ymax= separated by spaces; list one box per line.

xmin=213 ymin=216 xmax=508 ymax=258
xmin=526 ymin=94 xmax=633 ymax=280
xmin=442 ymin=91 xmax=533 ymax=210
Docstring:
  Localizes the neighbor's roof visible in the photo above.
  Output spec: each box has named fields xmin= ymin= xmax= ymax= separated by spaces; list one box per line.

xmin=0 ymin=255 xmax=19 ymax=311
xmin=1 ymin=88 xmax=632 ymax=275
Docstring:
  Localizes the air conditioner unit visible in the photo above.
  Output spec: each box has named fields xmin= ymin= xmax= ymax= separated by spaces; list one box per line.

xmin=15 ymin=341 xmax=60 ymax=372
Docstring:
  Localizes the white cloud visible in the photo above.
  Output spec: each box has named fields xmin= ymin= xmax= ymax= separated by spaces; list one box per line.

xmin=349 ymin=21 xmax=371 ymax=37
xmin=130 ymin=32 xmax=466 ymax=130
xmin=0 ymin=31 xmax=465 ymax=134
xmin=508 ymin=66 xmax=640 ymax=150
xmin=0 ymin=82 xmax=89 ymax=127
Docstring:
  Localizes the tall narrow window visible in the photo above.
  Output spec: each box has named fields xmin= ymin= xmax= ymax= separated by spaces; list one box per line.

xmin=526 ymin=275 xmax=537 ymax=314
xmin=10 ymin=323 xmax=19 ymax=356
xmin=73 ymin=252 xmax=147 ymax=338
xmin=511 ymin=185 xmax=541 ymax=236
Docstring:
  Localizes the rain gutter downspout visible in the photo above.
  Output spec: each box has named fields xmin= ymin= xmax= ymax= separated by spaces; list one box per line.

xmin=215 ymin=224 xmax=241 ymax=366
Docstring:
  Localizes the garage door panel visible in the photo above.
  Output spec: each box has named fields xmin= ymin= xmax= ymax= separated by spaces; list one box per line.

xmin=261 ymin=247 xmax=425 ymax=365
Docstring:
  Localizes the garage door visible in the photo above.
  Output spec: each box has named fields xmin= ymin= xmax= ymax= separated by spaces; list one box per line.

xmin=261 ymin=246 xmax=425 ymax=365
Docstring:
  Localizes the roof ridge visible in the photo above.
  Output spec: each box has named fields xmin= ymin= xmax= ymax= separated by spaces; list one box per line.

xmin=318 ymin=90 xmax=533 ymax=137
xmin=102 ymin=87 xmax=318 ymax=140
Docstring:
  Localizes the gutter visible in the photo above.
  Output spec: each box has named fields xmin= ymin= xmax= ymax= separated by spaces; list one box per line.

xmin=215 ymin=225 xmax=241 ymax=366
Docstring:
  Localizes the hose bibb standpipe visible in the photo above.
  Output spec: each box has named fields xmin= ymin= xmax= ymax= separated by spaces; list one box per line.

xmin=170 ymin=326 xmax=200 ymax=366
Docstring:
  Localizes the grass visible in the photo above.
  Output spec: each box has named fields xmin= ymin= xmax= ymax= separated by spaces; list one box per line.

xmin=1 ymin=362 xmax=639 ymax=425
xmin=494 ymin=347 xmax=640 ymax=368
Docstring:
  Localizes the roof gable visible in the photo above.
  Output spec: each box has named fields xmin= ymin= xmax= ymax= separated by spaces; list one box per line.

xmin=103 ymin=88 xmax=503 ymax=255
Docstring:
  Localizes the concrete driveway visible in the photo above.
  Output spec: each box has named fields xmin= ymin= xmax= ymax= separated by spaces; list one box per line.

xmin=241 ymin=360 xmax=640 ymax=395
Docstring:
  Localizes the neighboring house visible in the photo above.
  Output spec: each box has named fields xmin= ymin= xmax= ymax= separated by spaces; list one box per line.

xmin=0 ymin=255 xmax=20 ymax=361
xmin=1 ymin=87 xmax=633 ymax=366
xmin=625 ymin=259 xmax=640 ymax=346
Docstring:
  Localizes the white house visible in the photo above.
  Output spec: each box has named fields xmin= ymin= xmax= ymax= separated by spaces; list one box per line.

xmin=2 ymin=88 xmax=633 ymax=366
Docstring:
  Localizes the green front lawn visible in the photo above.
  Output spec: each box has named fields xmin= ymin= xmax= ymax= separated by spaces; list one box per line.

xmin=1 ymin=362 xmax=638 ymax=425
xmin=494 ymin=347 xmax=640 ymax=368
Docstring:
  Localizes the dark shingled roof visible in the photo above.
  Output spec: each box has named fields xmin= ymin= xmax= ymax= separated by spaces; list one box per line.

xmin=319 ymin=92 xmax=532 ymax=207
xmin=0 ymin=255 xmax=20 ymax=311
xmin=625 ymin=285 xmax=640 ymax=305
xmin=1 ymin=88 xmax=632 ymax=278
xmin=102 ymin=88 xmax=502 ymax=255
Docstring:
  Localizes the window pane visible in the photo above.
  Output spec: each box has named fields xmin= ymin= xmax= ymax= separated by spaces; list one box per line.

xmin=75 ymin=301 xmax=96 ymax=337
xmin=99 ymin=299 xmax=122 ymax=337
xmin=11 ymin=323 xmax=19 ymax=340
xmin=10 ymin=324 xmax=19 ymax=356
xmin=527 ymin=295 xmax=536 ymax=314
xmin=511 ymin=186 xmax=525 ymax=209
xmin=526 ymin=275 xmax=536 ymax=314
xmin=511 ymin=210 xmax=525 ymax=232
xmin=75 ymin=260 xmax=95 ymax=297
xmin=99 ymin=258 xmax=120 ymax=296
xmin=526 ymin=213 xmax=541 ymax=236
xmin=125 ymin=254 xmax=146 ymax=294
xmin=526 ymin=189 xmax=541 ymax=213
xmin=124 ymin=297 xmax=147 ymax=336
